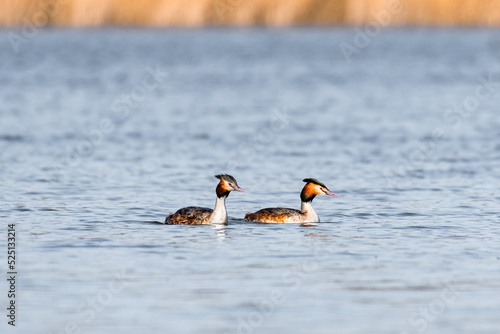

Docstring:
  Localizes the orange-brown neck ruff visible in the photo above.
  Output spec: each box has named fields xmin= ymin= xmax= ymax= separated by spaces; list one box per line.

xmin=300 ymin=183 xmax=319 ymax=202
xmin=216 ymin=182 xmax=230 ymax=198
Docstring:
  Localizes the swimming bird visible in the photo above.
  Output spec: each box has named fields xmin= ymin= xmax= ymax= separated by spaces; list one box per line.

xmin=244 ymin=178 xmax=339 ymax=223
xmin=165 ymin=174 xmax=244 ymax=225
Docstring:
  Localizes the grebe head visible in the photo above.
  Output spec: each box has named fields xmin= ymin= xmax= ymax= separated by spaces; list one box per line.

xmin=300 ymin=178 xmax=339 ymax=202
xmin=215 ymin=174 xmax=245 ymax=198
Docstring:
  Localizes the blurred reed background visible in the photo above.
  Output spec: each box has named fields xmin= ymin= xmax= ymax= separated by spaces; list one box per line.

xmin=1 ymin=0 xmax=500 ymax=27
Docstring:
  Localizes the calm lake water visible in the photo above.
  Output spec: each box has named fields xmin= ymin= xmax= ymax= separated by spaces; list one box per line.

xmin=1 ymin=27 xmax=500 ymax=334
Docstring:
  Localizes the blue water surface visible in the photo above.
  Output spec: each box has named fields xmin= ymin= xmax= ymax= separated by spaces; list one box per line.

xmin=1 ymin=27 xmax=500 ymax=334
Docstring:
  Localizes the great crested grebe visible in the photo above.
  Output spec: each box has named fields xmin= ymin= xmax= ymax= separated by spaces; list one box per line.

xmin=244 ymin=178 xmax=339 ymax=224
xmin=165 ymin=174 xmax=244 ymax=225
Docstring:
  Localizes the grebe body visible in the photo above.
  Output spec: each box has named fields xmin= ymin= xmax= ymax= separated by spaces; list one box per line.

xmin=244 ymin=178 xmax=338 ymax=224
xmin=165 ymin=174 xmax=244 ymax=225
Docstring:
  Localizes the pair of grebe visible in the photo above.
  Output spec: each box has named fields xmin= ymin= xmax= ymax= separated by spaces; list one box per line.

xmin=165 ymin=174 xmax=339 ymax=225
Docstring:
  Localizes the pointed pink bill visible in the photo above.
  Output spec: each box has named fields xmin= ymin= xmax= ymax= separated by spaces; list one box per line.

xmin=325 ymin=190 xmax=340 ymax=197
xmin=233 ymin=186 xmax=245 ymax=193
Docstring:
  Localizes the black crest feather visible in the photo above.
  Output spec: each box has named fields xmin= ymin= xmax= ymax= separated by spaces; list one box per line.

xmin=215 ymin=174 xmax=238 ymax=185
xmin=303 ymin=178 xmax=327 ymax=188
